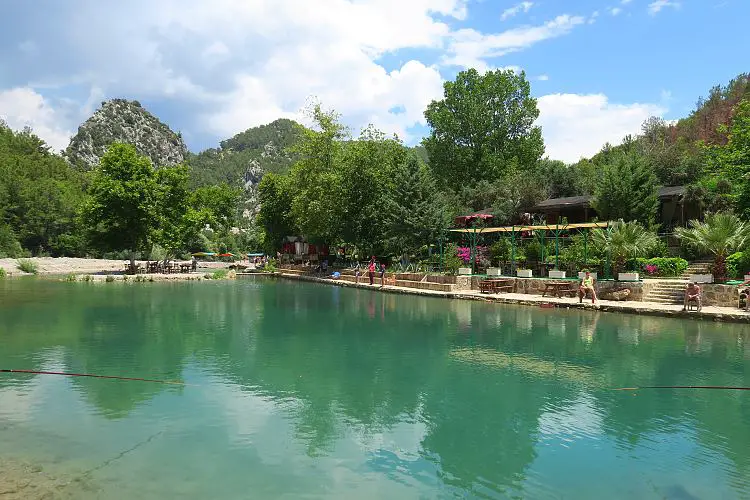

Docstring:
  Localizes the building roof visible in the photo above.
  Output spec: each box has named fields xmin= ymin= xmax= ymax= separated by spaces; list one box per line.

xmin=533 ymin=186 xmax=685 ymax=211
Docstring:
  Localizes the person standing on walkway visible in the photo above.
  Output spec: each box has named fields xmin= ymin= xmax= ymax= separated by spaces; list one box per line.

xmin=379 ymin=263 xmax=386 ymax=288
xmin=368 ymin=257 xmax=376 ymax=285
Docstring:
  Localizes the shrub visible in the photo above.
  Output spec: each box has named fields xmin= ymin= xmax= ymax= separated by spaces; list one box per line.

xmin=489 ymin=239 xmax=511 ymax=263
xmin=727 ymin=251 xmax=750 ymax=279
xmin=212 ymin=269 xmax=228 ymax=280
xmin=634 ymin=257 xmax=689 ymax=277
xmin=204 ymin=273 xmax=213 ymax=280
xmin=443 ymin=244 xmax=463 ymax=274
xmin=0 ymin=267 xmax=5 ymax=279
xmin=81 ymin=275 xmax=93 ymax=282
xmin=65 ymin=273 xmax=77 ymax=282
xmin=105 ymin=274 xmax=115 ymax=282
xmin=16 ymin=259 xmax=38 ymax=274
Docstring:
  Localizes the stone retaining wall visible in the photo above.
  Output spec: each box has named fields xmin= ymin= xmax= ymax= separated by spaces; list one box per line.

xmin=701 ymin=284 xmax=739 ymax=308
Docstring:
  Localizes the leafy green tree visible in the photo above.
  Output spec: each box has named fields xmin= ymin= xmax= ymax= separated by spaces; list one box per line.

xmin=538 ymin=159 xmax=580 ymax=198
xmin=153 ymin=164 xmax=205 ymax=260
xmin=288 ymin=103 xmax=348 ymax=242
xmin=189 ymin=184 xmax=241 ymax=233
xmin=675 ymin=212 xmax=750 ymax=282
xmin=383 ymin=154 xmax=450 ymax=257
xmin=592 ymin=220 xmax=659 ymax=277
xmin=80 ymin=143 xmax=160 ymax=269
xmin=338 ymin=125 xmax=407 ymax=253
xmin=591 ymin=152 xmax=659 ymax=226
xmin=423 ymin=68 xmax=544 ymax=189
xmin=257 ymin=172 xmax=296 ymax=252
xmin=0 ymin=123 xmax=85 ymax=256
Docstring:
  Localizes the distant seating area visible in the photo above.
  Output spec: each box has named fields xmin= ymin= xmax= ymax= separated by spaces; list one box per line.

xmin=125 ymin=261 xmax=194 ymax=275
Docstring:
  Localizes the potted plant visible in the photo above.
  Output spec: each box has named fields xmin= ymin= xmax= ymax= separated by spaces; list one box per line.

xmin=517 ymin=268 xmax=533 ymax=278
xmin=548 ymin=269 xmax=566 ymax=279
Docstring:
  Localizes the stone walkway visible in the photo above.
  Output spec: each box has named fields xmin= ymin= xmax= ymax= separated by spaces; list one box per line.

xmin=271 ymin=272 xmax=750 ymax=324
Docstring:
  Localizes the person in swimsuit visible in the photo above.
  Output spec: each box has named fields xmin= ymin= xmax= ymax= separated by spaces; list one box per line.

xmin=579 ymin=271 xmax=597 ymax=304
xmin=379 ymin=263 xmax=386 ymax=287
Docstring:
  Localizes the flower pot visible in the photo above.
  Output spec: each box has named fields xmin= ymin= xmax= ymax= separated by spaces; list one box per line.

xmin=486 ymin=267 xmax=502 ymax=276
xmin=548 ymin=270 xmax=566 ymax=279
xmin=517 ymin=269 xmax=532 ymax=278
xmin=618 ymin=272 xmax=639 ymax=281
xmin=458 ymin=267 xmax=472 ymax=275
xmin=744 ymin=274 xmax=750 ymax=282
xmin=578 ymin=272 xmax=597 ymax=280
xmin=689 ymin=274 xmax=713 ymax=284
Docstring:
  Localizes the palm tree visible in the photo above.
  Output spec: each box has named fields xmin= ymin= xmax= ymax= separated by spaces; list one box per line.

xmin=592 ymin=220 xmax=659 ymax=277
xmin=675 ymin=212 xmax=750 ymax=282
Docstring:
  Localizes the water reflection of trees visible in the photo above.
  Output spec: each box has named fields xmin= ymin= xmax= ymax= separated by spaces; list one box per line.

xmin=3 ymin=279 xmax=750 ymax=494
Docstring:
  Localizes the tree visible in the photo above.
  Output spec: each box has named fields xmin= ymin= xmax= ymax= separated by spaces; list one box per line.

xmin=591 ymin=152 xmax=659 ymax=226
xmin=288 ymin=103 xmax=348 ymax=242
xmin=383 ymin=154 xmax=450 ymax=257
xmin=538 ymin=159 xmax=580 ymax=199
xmin=189 ymin=184 xmax=241 ymax=233
xmin=423 ymin=68 xmax=544 ymax=189
xmin=592 ymin=220 xmax=659 ymax=277
xmin=257 ymin=172 xmax=296 ymax=252
xmin=153 ymin=164 xmax=204 ymax=260
xmin=338 ymin=125 xmax=407 ymax=253
xmin=80 ymin=143 xmax=160 ymax=269
xmin=675 ymin=212 xmax=750 ymax=282
xmin=713 ymin=99 xmax=750 ymax=219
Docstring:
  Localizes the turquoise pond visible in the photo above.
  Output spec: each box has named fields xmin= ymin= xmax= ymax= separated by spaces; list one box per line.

xmin=1 ymin=277 xmax=749 ymax=499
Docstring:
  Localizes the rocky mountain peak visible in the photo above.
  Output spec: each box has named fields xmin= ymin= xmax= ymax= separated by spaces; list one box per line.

xmin=64 ymin=98 xmax=188 ymax=169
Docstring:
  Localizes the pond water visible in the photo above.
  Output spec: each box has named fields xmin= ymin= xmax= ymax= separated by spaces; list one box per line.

xmin=1 ymin=277 xmax=750 ymax=499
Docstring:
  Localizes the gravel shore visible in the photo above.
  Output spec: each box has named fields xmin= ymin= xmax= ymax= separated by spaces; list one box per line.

xmin=0 ymin=257 xmax=232 ymax=276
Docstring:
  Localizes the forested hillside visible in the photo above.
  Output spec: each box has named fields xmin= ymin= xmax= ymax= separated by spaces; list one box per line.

xmin=1 ymin=71 xmax=748 ymax=265
xmin=187 ymin=118 xmax=303 ymax=188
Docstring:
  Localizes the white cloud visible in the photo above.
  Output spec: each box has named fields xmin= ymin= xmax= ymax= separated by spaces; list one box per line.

xmin=0 ymin=1 xmax=593 ymax=153
xmin=537 ymin=74 xmax=550 ymax=81
xmin=443 ymin=14 xmax=586 ymax=70
xmin=621 ymin=0 xmax=632 ymax=4
xmin=1 ymin=0 xmax=475 ymax=146
xmin=537 ymin=93 xmax=666 ymax=163
xmin=0 ymin=88 xmax=74 ymax=151
xmin=610 ymin=7 xmax=622 ymax=15
xmin=648 ymin=0 xmax=680 ymax=15
xmin=500 ymin=1 xmax=534 ymax=21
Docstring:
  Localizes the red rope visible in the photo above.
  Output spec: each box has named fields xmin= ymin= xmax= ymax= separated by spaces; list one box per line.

xmin=616 ymin=386 xmax=750 ymax=391
xmin=0 ymin=369 xmax=186 ymax=385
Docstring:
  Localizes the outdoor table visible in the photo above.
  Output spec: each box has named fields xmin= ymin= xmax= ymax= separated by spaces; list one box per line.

xmin=542 ymin=281 xmax=577 ymax=298
xmin=180 ymin=263 xmax=192 ymax=273
xmin=479 ymin=278 xmax=516 ymax=294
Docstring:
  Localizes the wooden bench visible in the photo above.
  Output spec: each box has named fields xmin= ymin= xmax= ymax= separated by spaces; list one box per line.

xmin=542 ymin=281 xmax=577 ymax=298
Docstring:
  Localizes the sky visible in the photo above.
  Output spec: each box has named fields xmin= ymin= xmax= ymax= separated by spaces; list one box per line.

xmin=0 ymin=0 xmax=747 ymax=163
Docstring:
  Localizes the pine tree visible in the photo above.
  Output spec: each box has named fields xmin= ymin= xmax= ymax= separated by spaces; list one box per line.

xmin=384 ymin=155 xmax=450 ymax=256
xmin=591 ymin=152 xmax=659 ymax=226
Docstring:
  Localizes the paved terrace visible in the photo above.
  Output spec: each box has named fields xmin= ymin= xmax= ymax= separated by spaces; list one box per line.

xmin=262 ymin=271 xmax=750 ymax=324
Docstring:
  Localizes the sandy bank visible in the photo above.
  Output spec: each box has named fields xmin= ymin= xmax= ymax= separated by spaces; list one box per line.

xmin=0 ymin=257 xmax=233 ymax=276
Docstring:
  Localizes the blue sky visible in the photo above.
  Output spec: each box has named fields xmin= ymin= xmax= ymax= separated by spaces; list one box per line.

xmin=0 ymin=0 xmax=747 ymax=162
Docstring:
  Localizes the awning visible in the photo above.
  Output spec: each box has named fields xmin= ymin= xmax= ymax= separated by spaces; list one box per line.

xmin=247 ymin=253 xmax=264 ymax=257
xmin=191 ymin=252 xmax=217 ymax=257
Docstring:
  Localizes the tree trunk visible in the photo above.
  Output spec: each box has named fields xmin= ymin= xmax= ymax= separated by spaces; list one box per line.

xmin=129 ymin=252 xmax=136 ymax=274
xmin=713 ymin=254 xmax=727 ymax=283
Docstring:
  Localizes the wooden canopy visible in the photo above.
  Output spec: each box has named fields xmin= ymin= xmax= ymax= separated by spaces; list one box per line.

xmin=449 ymin=222 xmax=610 ymax=234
